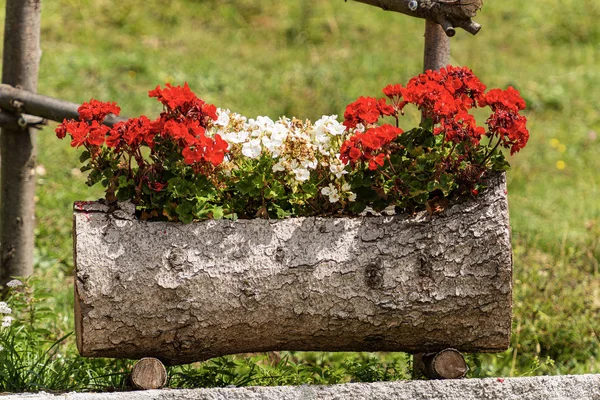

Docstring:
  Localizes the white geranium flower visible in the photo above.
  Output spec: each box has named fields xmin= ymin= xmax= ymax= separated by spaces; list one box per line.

xmin=301 ymin=159 xmax=317 ymax=170
xmin=315 ymin=115 xmax=346 ymax=136
xmin=312 ymin=116 xmax=345 ymax=154
xmin=341 ymin=182 xmax=356 ymax=202
xmin=293 ymin=168 xmax=310 ymax=182
xmin=329 ymin=159 xmax=348 ymax=179
xmin=242 ymin=139 xmax=262 ymax=159
xmin=221 ymin=130 xmax=250 ymax=145
xmin=272 ymin=122 xmax=290 ymax=139
xmin=355 ymin=123 xmax=366 ymax=133
xmin=321 ymin=184 xmax=340 ymax=203
xmin=272 ymin=160 xmax=286 ymax=172
xmin=262 ymin=136 xmax=284 ymax=156
xmin=1 ymin=316 xmax=13 ymax=328
xmin=288 ymin=160 xmax=309 ymax=182
xmin=215 ymin=108 xmax=231 ymax=127
xmin=6 ymin=279 xmax=23 ymax=288
xmin=249 ymin=116 xmax=275 ymax=134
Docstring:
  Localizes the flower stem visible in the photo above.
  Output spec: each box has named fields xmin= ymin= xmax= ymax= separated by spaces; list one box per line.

xmin=481 ymin=137 xmax=502 ymax=166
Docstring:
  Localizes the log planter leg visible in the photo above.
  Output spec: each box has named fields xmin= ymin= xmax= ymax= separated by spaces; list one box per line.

xmin=130 ymin=357 xmax=167 ymax=390
xmin=413 ymin=349 xmax=468 ymax=380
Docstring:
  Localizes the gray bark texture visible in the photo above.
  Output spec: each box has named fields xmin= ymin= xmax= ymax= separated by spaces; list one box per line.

xmin=0 ymin=0 xmax=42 ymax=285
xmin=423 ymin=19 xmax=450 ymax=72
xmin=0 ymin=84 xmax=125 ymax=127
xmin=350 ymin=0 xmax=483 ymax=36
xmin=74 ymin=173 xmax=512 ymax=365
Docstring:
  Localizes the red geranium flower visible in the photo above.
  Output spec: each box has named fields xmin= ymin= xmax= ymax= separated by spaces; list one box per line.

xmin=77 ymin=99 xmax=121 ymax=122
xmin=149 ymin=82 xmax=197 ymax=111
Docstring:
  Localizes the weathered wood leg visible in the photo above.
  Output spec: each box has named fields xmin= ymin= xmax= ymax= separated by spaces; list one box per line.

xmin=413 ymin=349 xmax=468 ymax=379
xmin=412 ymin=353 xmax=426 ymax=379
xmin=130 ymin=357 xmax=167 ymax=390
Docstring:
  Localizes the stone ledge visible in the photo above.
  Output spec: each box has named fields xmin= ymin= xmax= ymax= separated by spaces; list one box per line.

xmin=3 ymin=374 xmax=599 ymax=400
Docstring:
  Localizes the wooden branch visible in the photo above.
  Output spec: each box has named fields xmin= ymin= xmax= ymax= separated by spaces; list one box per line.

xmin=74 ymin=174 xmax=512 ymax=365
xmin=349 ymin=0 xmax=483 ymax=36
xmin=0 ymin=0 xmax=42 ymax=283
xmin=0 ymin=110 xmax=46 ymax=130
xmin=0 ymin=84 xmax=124 ymax=127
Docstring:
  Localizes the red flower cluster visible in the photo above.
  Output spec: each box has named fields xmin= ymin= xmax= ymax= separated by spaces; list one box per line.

xmin=343 ymin=96 xmax=395 ymax=129
xmin=340 ymin=124 xmax=403 ymax=170
xmin=106 ymin=116 xmax=154 ymax=149
xmin=434 ymin=110 xmax=485 ymax=145
xmin=403 ymin=66 xmax=486 ymax=114
xmin=77 ymin=99 xmax=121 ymax=121
xmin=149 ymin=82 xmax=218 ymax=125
xmin=56 ymin=99 xmax=119 ymax=147
xmin=400 ymin=66 xmax=487 ymax=145
xmin=481 ymin=87 xmax=529 ymax=154
xmin=182 ymin=134 xmax=228 ymax=166
xmin=340 ymin=65 xmax=529 ymax=171
xmin=56 ymin=119 xmax=110 ymax=148
xmin=481 ymin=87 xmax=526 ymax=112
xmin=148 ymin=82 xmax=197 ymax=110
xmin=382 ymin=84 xmax=403 ymax=108
xmin=56 ymin=83 xmax=228 ymax=174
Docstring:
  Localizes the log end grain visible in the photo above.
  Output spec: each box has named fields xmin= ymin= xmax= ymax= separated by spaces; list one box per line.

xmin=131 ymin=357 xmax=167 ymax=390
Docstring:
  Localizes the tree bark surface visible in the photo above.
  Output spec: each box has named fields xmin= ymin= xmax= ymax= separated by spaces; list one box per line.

xmin=0 ymin=84 xmax=124 ymax=127
xmin=350 ymin=0 xmax=483 ymax=35
xmin=0 ymin=0 xmax=42 ymax=284
xmin=423 ymin=19 xmax=450 ymax=72
xmin=74 ymin=174 xmax=512 ymax=365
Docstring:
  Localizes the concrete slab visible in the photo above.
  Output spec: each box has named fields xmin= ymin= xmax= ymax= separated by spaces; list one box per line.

xmin=2 ymin=374 xmax=599 ymax=400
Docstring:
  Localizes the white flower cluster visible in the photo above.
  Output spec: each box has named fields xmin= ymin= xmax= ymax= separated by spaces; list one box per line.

xmin=2 ymin=316 xmax=13 ymax=328
xmin=0 ymin=301 xmax=12 ymax=328
xmin=321 ymin=182 xmax=357 ymax=203
xmin=5 ymin=279 xmax=23 ymax=288
xmin=209 ymin=109 xmax=356 ymax=203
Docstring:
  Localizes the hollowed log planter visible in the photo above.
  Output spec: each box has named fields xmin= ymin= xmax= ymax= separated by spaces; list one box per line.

xmin=74 ymin=173 xmax=512 ymax=365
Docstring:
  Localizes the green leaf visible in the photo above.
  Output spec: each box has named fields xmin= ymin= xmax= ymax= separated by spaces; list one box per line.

xmin=176 ymin=201 xmax=194 ymax=223
xmin=79 ymin=150 xmax=91 ymax=163
xmin=237 ymin=178 xmax=260 ymax=196
xmin=87 ymin=169 xmax=103 ymax=186
xmin=210 ymin=205 xmax=224 ymax=219
xmin=116 ymin=186 xmax=132 ymax=201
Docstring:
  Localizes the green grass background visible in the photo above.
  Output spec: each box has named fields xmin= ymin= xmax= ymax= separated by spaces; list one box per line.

xmin=1 ymin=0 xmax=599 ymax=390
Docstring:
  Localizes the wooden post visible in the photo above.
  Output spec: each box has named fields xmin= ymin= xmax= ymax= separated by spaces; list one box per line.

xmin=423 ymin=18 xmax=450 ymax=72
xmin=0 ymin=0 xmax=42 ymax=286
xmin=417 ymin=13 xmax=453 ymax=378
